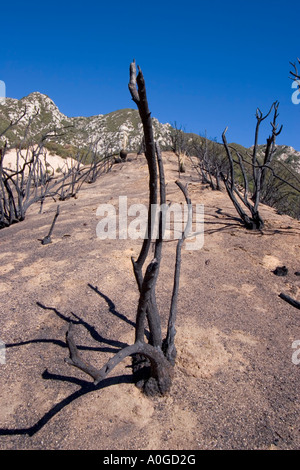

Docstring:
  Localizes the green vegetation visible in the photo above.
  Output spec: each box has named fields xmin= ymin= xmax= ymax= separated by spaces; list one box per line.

xmin=103 ymin=108 xmax=140 ymax=132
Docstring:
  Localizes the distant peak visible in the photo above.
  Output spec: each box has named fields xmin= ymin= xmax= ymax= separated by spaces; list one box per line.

xmin=21 ymin=91 xmax=53 ymax=102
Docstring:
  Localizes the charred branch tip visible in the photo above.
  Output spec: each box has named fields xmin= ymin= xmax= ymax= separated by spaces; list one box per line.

xmin=41 ymin=205 xmax=60 ymax=245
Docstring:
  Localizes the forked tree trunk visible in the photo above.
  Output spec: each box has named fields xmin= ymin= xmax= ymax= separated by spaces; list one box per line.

xmin=64 ymin=61 xmax=192 ymax=396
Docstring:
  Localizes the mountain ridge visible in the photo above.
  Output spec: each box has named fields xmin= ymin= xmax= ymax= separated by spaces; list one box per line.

xmin=0 ymin=92 xmax=173 ymax=156
xmin=0 ymin=92 xmax=299 ymax=166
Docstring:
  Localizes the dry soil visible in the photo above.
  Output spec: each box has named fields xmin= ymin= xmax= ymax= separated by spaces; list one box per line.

xmin=0 ymin=152 xmax=299 ymax=450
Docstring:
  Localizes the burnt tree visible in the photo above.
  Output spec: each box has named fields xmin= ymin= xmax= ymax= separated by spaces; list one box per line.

xmin=170 ymin=122 xmax=190 ymax=175
xmin=0 ymin=114 xmax=114 ymax=228
xmin=64 ymin=60 xmax=192 ymax=396
xmin=221 ymin=101 xmax=282 ymax=230
xmin=191 ymin=132 xmax=228 ymax=190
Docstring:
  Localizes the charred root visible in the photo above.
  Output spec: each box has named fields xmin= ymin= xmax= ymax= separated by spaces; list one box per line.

xmin=65 ymin=322 xmax=173 ymax=396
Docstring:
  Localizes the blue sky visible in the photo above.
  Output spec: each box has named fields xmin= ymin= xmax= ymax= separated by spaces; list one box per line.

xmin=1 ymin=0 xmax=299 ymax=149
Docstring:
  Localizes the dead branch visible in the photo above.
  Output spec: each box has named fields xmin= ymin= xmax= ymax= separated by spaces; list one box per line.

xmin=0 ymin=106 xmax=27 ymax=138
xmin=290 ymin=58 xmax=300 ymax=81
xmin=279 ymin=293 xmax=300 ymax=310
xmin=41 ymin=205 xmax=60 ymax=245
xmin=163 ymin=180 xmax=192 ymax=364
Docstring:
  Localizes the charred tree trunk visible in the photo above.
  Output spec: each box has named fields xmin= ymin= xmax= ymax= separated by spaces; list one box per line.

xmin=64 ymin=61 xmax=192 ymax=396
